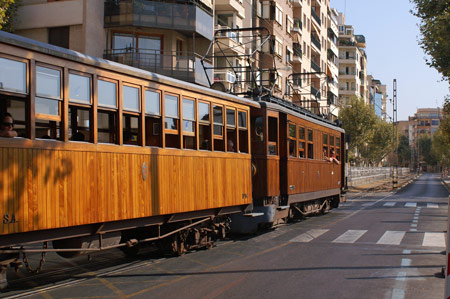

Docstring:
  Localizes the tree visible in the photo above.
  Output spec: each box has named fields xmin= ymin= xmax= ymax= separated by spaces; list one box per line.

xmin=432 ymin=129 xmax=450 ymax=167
xmin=360 ymin=118 xmax=393 ymax=166
xmin=397 ymin=135 xmax=412 ymax=167
xmin=410 ymin=0 xmax=450 ymax=80
xmin=418 ymin=135 xmax=438 ymax=166
xmin=339 ymin=96 xmax=377 ymax=152
xmin=0 ymin=0 xmax=19 ymax=32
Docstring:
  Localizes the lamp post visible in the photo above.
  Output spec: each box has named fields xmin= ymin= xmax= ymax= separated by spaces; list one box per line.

xmin=392 ymin=79 xmax=398 ymax=189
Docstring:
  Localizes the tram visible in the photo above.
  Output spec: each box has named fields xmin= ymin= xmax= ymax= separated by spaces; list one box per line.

xmin=0 ymin=31 xmax=346 ymax=288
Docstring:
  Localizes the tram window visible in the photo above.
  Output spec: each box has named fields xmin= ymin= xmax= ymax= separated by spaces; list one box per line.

xmin=164 ymin=94 xmax=179 ymax=148
xmin=183 ymin=98 xmax=196 ymax=150
xmin=0 ymin=57 xmax=27 ymax=94
xmin=251 ymin=116 xmax=264 ymax=155
xmin=268 ymin=116 xmax=278 ymax=155
xmin=298 ymin=127 xmax=306 ymax=158
xmin=213 ymin=105 xmax=224 ymax=151
xmin=98 ymin=110 xmax=117 ymax=144
xmin=145 ymin=90 xmax=161 ymax=147
xmin=238 ymin=110 xmax=248 ymax=153
xmin=36 ymin=66 xmax=62 ymax=119
xmin=336 ymin=136 xmax=341 ymax=161
xmin=0 ymin=97 xmax=27 ymax=137
xmin=35 ymin=119 xmax=61 ymax=139
xmin=288 ymin=123 xmax=296 ymax=157
xmin=198 ymin=101 xmax=211 ymax=150
xmin=330 ymin=135 xmax=335 ymax=147
xmin=69 ymin=107 xmax=90 ymax=142
xmin=123 ymin=85 xmax=140 ymax=112
xmin=98 ymin=79 xmax=117 ymax=108
xmin=307 ymin=129 xmax=314 ymax=159
xmin=323 ymin=133 xmax=328 ymax=158
xmin=69 ymin=73 xmax=91 ymax=104
xmin=123 ymin=114 xmax=139 ymax=145
xmin=226 ymin=108 xmax=237 ymax=152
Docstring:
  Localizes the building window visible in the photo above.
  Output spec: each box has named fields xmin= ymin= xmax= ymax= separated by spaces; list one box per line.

xmin=48 ymin=26 xmax=69 ymax=49
xmin=275 ymin=5 xmax=283 ymax=26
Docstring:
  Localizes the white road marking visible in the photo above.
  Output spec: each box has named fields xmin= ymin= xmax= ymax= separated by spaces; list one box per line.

xmin=391 ymin=288 xmax=405 ymax=299
xmin=410 ymin=229 xmax=417 ymax=232
xmin=377 ymin=231 xmax=406 ymax=245
xmin=332 ymin=230 xmax=367 ymax=243
xmin=383 ymin=202 xmax=396 ymax=207
xmin=427 ymin=203 xmax=439 ymax=208
xmin=411 ymin=224 xmax=417 ymax=227
xmin=402 ymin=250 xmax=411 ymax=254
xmin=412 ymin=220 xmax=418 ymax=223
xmin=396 ymin=272 xmax=407 ymax=281
xmin=422 ymin=232 xmax=445 ymax=247
xmin=405 ymin=202 xmax=417 ymax=208
xmin=289 ymin=229 xmax=329 ymax=243
xmin=363 ymin=202 xmax=376 ymax=207
xmin=401 ymin=258 xmax=411 ymax=267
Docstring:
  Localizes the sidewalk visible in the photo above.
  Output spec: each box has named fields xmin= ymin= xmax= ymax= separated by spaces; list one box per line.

xmin=348 ymin=172 xmax=418 ymax=194
xmin=443 ymin=178 xmax=450 ymax=192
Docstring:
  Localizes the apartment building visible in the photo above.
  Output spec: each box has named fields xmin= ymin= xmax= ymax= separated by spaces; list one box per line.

xmin=15 ymin=0 xmax=216 ymax=87
xmin=409 ymin=107 xmax=443 ymax=140
xmin=12 ymin=0 xmax=341 ymax=117
xmin=367 ymin=75 xmax=387 ymax=120
xmin=336 ymin=12 xmax=368 ymax=105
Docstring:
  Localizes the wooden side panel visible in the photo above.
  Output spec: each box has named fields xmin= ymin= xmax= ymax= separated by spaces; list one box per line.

xmin=0 ymin=145 xmax=252 ymax=235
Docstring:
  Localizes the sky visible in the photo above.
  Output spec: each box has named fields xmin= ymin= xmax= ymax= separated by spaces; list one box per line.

xmin=331 ymin=0 xmax=449 ymax=121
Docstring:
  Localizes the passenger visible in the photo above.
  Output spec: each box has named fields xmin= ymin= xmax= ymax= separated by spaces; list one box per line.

xmin=330 ymin=149 xmax=340 ymax=164
xmin=71 ymin=132 xmax=85 ymax=141
xmin=0 ymin=112 xmax=18 ymax=138
xmin=227 ymin=139 xmax=235 ymax=152
xmin=323 ymin=148 xmax=331 ymax=162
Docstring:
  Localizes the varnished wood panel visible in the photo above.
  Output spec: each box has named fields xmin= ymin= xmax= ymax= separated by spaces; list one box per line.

xmin=0 ymin=146 xmax=252 ymax=235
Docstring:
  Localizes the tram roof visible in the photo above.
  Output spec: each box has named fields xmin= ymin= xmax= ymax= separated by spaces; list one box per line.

xmin=0 ymin=30 xmax=259 ymax=108
xmin=260 ymin=100 xmax=345 ymax=133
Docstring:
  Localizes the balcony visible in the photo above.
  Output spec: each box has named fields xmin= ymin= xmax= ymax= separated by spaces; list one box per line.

xmin=311 ymin=8 xmax=321 ymax=26
xmin=215 ymin=26 xmax=245 ymax=54
xmin=215 ymin=0 xmax=245 ymax=18
xmin=311 ymin=34 xmax=321 ymax=50
xmin=311 ymin=60 xmax=321 ymax=72
xmin=104 ymin=0 xmax=214 ymax=40
xmin=311 ymin=86 xmax=321 ymax=99
xmin=104 ymin=49 xmax=213 ymax=87
xmin=327 ymin=92 xmax=338 ymax=106
xmin=292 ymin=18 xmax=302 ymax=32
xmin=289 ymin=0 xmax=303 ymax=7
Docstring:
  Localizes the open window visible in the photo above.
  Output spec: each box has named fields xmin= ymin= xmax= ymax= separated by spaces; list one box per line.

xmin=183 ymin=98 xmax=196 ymax=150
xmin=226 ymin=108 xmax=237 ymax=152
xmin=307 ymin=129 xmax=314 ymax=159
xmin=198 ymin=101 xmax=211 ymax=150
xmin=213 ymin=105 xmax=224 ymax=151
xmin=251 ymin=115 xmax=264 ymax=155
xmin=145 ymin=89 xmax=161 ymax=147
xmin=268 ymin=116 xmax=278 ymax=155
xmin=298 ymin=126 xmax=306 ymax=158
xmin=164 ymin=93 xmax=179 ymax=148
xmin=35 ymin=65 xmax=62 ymax=139
xmin=336 ymin=136 xmax=341 ymax=161
xmin=238 ymin=110 xmax=249 ymax=153
xmin=329 ymin=135 xmax=335 ymax=158
xmin=122 ymin=84 xmax=140 ymax=145
xmin=322 ymin=133 xmax=328 ymax=159
xmin=69 ymin=72 xmax=91 ymax=142
xmin=97 ymin=78 xmax=118 ymax=144
xmin=288 ymin=123 xmax=296 ymax=157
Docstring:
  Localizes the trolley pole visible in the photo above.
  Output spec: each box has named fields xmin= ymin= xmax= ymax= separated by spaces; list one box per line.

xmin=392 ymin=79 xmax=398 ymax=189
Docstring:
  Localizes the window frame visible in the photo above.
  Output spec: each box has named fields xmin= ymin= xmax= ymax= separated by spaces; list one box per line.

xmin=97 ymin=77 xmax=119 ymax=109
xmin=288 ymin=122 xmax=297 ymax=157
xmin=68 ymin=70 xmax=93 ymax=105
xmin=122 ymin=82 xmax=141 ymax=113
xmin=0 ymin=54 xmax=29 ymax=96
xmin=307 ymin=128 xmax=314 ymax=159
xmin=182 ymin=97 xmax=196 ymax=137
xmin=163 ymin=92 xmax=180 ymax=135
xmin=213 ymin=104 xmax=224 ymax=139
xmin=298 ymin=126 xmax=306 ymax=158
xmin=35 ymin=63 xmax=63 ymax=121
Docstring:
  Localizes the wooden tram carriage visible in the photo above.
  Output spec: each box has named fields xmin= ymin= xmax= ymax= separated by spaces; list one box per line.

xmin=0 ymin=31 xmax=254 ymax=271
xmin=0 ymin=31 xmax=346 ymax=287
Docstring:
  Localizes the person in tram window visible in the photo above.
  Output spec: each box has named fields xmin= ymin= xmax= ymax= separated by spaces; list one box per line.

xmin=227 ymin=139 xmax=235 ymax=152
xmin=330 ymin=148 xmax=340 ymax=164
xmin=0 ymin=112 xmax=18 ymax=138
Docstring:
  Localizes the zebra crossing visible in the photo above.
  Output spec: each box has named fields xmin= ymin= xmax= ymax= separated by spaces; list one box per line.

xmin=380 ymin=202 xmax=442 ymax=208
xmin=289 ymin=229 xmax=445 ymax=247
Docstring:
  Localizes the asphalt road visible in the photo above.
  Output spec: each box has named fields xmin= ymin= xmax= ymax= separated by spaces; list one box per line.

xmin=2 ymin=173 xmax=449 ymax=299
